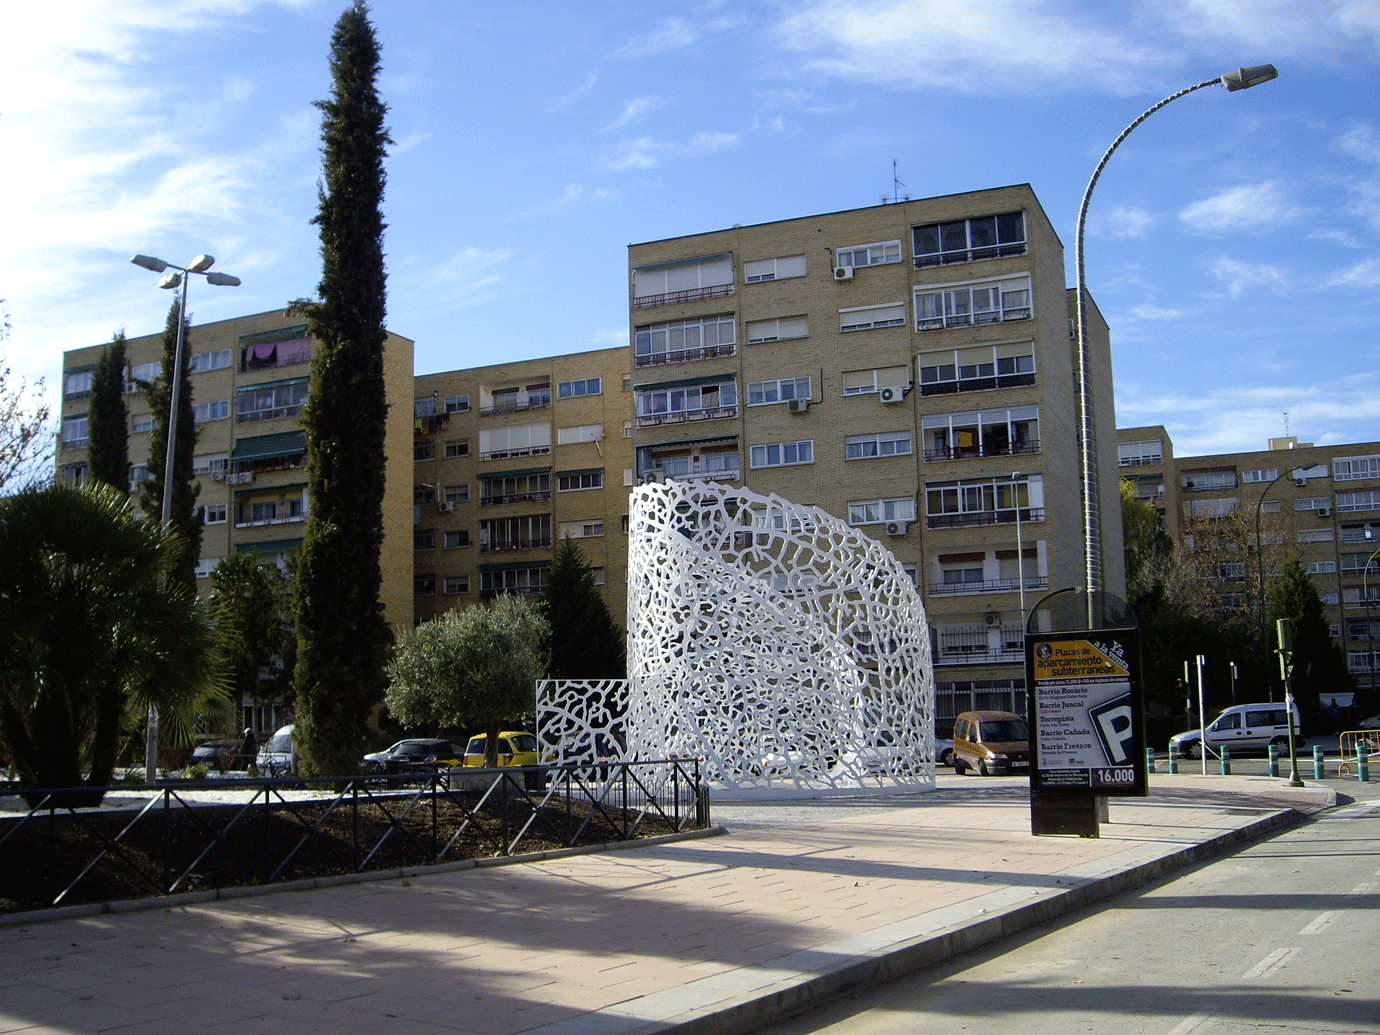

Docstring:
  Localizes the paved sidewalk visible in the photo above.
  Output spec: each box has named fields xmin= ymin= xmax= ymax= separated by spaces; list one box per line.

xmin=0 ymin=775 xmax=1336 ymax=1035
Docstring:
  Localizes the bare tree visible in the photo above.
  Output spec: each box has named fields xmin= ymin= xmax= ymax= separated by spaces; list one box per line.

xmin=0 ymin=303 xmax=53 ymax=494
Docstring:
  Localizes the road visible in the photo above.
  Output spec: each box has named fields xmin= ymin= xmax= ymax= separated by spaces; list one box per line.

xmin=755 ymin=786 xmax=1380 ymax=1035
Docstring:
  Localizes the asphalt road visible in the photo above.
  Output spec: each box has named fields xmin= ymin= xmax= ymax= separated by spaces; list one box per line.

xmin=753 ymin=783 xmax=1380 ymax=1035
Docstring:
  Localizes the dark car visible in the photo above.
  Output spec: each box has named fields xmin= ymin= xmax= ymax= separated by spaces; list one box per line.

xmin=188 ymin=738 xmax=239 ymax=772
xmin=363 ymin=739 xmax=466 ymax=774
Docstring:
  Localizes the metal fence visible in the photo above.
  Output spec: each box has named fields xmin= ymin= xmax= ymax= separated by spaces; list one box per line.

xmin=0 ymin=759 xmax=706 ymax=914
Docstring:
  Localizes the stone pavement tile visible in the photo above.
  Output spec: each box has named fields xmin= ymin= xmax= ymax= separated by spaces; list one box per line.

xmin=41 ymin=997 xmax=164 ymax=1033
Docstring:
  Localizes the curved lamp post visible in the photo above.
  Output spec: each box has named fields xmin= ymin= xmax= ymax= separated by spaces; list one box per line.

xmin=130 ymin=253 xmax=240 ymax=782
xmin=1255 ymin=462 xmax=1321 ymax=702
xmin=1364 ymin=538 xmax=1380 ymax=696
xmin=1073 ymin=65 xmax=1279 ymax=612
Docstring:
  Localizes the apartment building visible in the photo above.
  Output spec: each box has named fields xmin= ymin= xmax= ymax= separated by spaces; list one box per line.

xmin=627 ymin=185 xmax=1127 ymax=727
xmin=411 ymin=348 xmax=634 ymax=631
xmin=57 ymin=309 xmax=416 ymax=726
xmin=1118 ymin=426 xmax=1380 ymax=689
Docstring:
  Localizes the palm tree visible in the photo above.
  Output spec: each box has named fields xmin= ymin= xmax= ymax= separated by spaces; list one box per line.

xmin=0 ymin=483 xmax=226 ymax=804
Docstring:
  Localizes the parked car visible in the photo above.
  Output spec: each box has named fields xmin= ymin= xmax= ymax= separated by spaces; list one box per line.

xmin=363 ymin=739 xmax=466 ymax=773
xmin=1168 ymin=702 xmax=1302 ymax=759
xmin=256 ymin=724 xmax=299 ymax=777
xmin=935 ymin=738 xmax=955 ymax=767
xmin=188 ymin=738 xmax=239 ymax=772
xmin=951 ymin=711 xmax=1030 ymax=776
xmin=461 ymin=731 xmax=541 ymax=768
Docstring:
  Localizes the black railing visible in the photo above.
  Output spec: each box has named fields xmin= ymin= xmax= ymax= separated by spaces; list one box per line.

xmin=0 ymin=759 xmax=706 ymax=914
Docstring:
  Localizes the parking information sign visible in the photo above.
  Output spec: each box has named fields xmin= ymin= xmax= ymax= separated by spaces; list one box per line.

xmin=1028 ymin=629 xmax=1146 ymax=796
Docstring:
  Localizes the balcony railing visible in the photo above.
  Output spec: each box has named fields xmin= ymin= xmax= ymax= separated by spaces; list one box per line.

xmin=236 ymin=404 xmax=304 ymax=424
xmin=935 ymin=642 xmax=1026 ymax=666
xmin=234 ymin=515 xmax=306 ymax=530
xmin=479 ymin=397 xmax=550 ymax=417
xmin=926 ymin=507 xmax=1044 ymax=530
xmin=479 ymin=537 xmax=552 ymax=553
xmin=479 ymin=586 xmax=546 ymax=601
xmin=633 ymin=343 xmax=736 ymax=368
xmin=919 ymin=372 xmax=1036 ymax=397
xmin=923 ymin=439 xmax=1040 ymax=463
xmin=636 ymin=404 xmax=738 ymax=428
xmin=632 ymin=284 xmax=734 ymax=309
xmin=913 ymin=242 xmax=1026 ymax=268
xmin=916 ymin=306 xmax=1031 ymax=332
xmin=928 ymin=574 xmax=1048 ymax=597
xmin=479 ymin=490 xmax=551 ymax=507
xmin=478 ymin=445 xmax=551 ymax=462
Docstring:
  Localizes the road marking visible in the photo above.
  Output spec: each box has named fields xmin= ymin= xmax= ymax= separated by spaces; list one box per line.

xmin=1346 ymin=883 xmax=1375 ymax=896
xmin=1244 ymin=947 xmax=1298 ymax=980
xmin=1168 ymin=1010 xmax=1216 ymax=1034
xmin=1300 ymin=911 xmax=1335 ymax=935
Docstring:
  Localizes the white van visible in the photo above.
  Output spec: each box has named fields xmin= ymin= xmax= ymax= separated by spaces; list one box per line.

xmin=1169 ymin=702 xmax=1301 ymax=759
xmin=256 ymin=724 xmax=299 ymax=776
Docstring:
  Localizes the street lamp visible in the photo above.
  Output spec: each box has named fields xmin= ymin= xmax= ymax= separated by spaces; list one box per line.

xmin=1363 ymin=533 xmax=1380 ymax=697
xmin=1255 ymin=461 xmax=1322 ymax=701
xmin=1073 ymin=65 xmax=1279 ymax=611
xmin=130 ymin=253 xmax=240 ymax=782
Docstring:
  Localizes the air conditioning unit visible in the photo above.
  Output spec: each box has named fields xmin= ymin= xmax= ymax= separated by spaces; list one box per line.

xmin=787 ymin=398 xmax=810 ymax=414
xmin=879 ymin=385 xmax=907 ymax=404
xmin=1295 ymin=478 xmax=1308 ymax=487
xmin=833 ymin=265 xmax=854 ymax=281
xmin=885 ymin=520 xmax=910 ymax=536
xmin=437 ymin=501 xmax=453 ymax=513
xmin=985 ymin=611 xmax=1002 ymax=627
xmin=239 ymin=471 xmax=254 ymax=484
xmin=1318 ymin=507 xmax=1330 ymax=518
xmin=211 ymin=470 xmax=224 ymax=481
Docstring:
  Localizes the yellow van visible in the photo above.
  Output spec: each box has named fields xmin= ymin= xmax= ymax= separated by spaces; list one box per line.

xmin=951 ymin=711 xmax=1030 ymax=776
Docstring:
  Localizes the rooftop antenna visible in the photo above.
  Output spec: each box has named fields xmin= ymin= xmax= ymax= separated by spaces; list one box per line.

xmin=882 ymin=160 xmax=910 ymax=204
xmin=1283 ymin=411 xmax=1289 ymax=437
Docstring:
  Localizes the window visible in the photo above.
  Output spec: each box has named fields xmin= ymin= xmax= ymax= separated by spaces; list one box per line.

xmin=480 ymin=514 xmax=552 ymax=551
xmin=634 ymin=314 xmax=736 ymax=366
xmin=559 ymin=519 xmax=604 ymax=539
xmin=1338 ymin=489 xmax=1380 ymax=513
xmin=744 ymin=255 xmax=806 ymax=282
xmin=414 ymin=439 xmax=435 ymax=462
xmin=846 ymin=431 xmax=912 ymax=460
xmin=193 ymin=455 xmax=228 ymax=476
xmin=414 ymin=575 xmax=436 ymax=596
xmin=1335 ymin=455 xmax=1380 ymax=482
xmin=632 ymin=253 xmax=733 ymax=307
xmin=441 ymin=529 xmax=469 ymax=549
xmin=1341 ymin=522 xmax=1380 ymax=542
xmin=1297 ymin=528 xmax=1334 ymax=543
xmin=621 ymin=514 xmax=630 ymax=534
xmin=193 ymin=400 xmax=230 ymax=423
xmin=591 ymin=567 xmax=605 ymax=586
xmin=913 ymin=211 xmax=1026 ymax=267
xmin=748 ymin=377 xmax=811 ymax=406
xmin=63 ymin=369 xmax=93 ymax=399
xmin=236 ymin=380 xmax=308 ymax=423
xmin=445 ymin=395 xmax=470 ymax=413
xmin=842 ymin=366 xmax=910 ymax=396
xmin=1296 ymin=497 xmax=1330 ymax=511
xmin=557 ymin=424 xmax=602 ymax=445
xmin=526 ymin=383 xmax=551 ymax=409
xmin=637 ymin=442 xmax=740 ymax=481
xmin=835 ymin=240 xmax=901 ymax=268
xmin=918 ymin=342 xmax=1035 ymax=396
xmin=249 ymin=501 xmax=277 ymax=523
xmin=444 ymin=483 xmax=470 ymax=504
xmin=240 ymin=328 xmax=311 ymax=371
xmin=128 ymin=361 xmax=160 ymax=387
xmin=558 ymin=470 xmax=603 ymax=491
xmin=839 ymin=302 xmax=906 ymax=332
xmin=193 ymin=557 xmax=222 ymax=579
xmin=923 ymin=406 xmax=1039 ymax=461
xmin=479 ymin=471 xmax=550 ymax=505
xmin=914 ymin=274 xmax=1032 ymax=331
xmin=414 ymin=529 xmax=436 ymax=550
xmin=746 ymin=315 xmax=808 ymax=343
xmin=750 ymin=440 xmax=814 ymax=469
xmin=1258 ymin=500 xmax=1281 ymax=515
xmin=635 ymin=379 xmax=737 ymax=426
xmin=1183 ymin=497 xmax=1240 ymax=519
xmin=62 ymin=415 xmax=88 ymax=446
xmin=190 ymin=349 xmax=232 ymax=374
xmin=1241 ymin=468 xmax=1279 ymax=483
xmin=414 ymin=484 xmax=437 ymax=506
xmin=557 ymin=377 xmax=601 ymax=399
xmin=478 ymin=423 xmax=551 ymax=461
xmin=443 ymin=575 xmax=471 ymax=595
xmin=480 ymin=566 xmax=549 ymax=598
xmin=414 ymin=396 xmax=437 ymax=418
xmin=203 ymin=503 xmax=228 ymax=525
xmin=133 ymin=415 xmax=157 ymax=434
xmin=1118 ymin=440 xmax=1163 ymax=467
xmin=444 ymin=440 xmax=469 ymax=459
xmin=1307 ymin=560 xmax=1336 ymax=574
xmin=848 ymin=497 xmax=917 ymax=526
xmin=1182 ymin=470 xmax=1237 ymax=492
xmin=925 ymin=475 xmax=1042 ymax=528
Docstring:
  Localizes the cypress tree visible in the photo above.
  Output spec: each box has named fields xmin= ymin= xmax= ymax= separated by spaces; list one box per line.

xmin=1267 ymin=556 xmax=1354 ymax=731
xmin=290 ymin=1 xmax=393 ymax=777
xmin=543 ymin=538 xmax=626 ymax=679
xmin=87 ymin=332 xmax=129 ymax=491
xmin=139 ymin=300 xmax=201 ymax=592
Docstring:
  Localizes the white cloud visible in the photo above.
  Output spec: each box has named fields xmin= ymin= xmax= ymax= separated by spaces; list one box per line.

xmin=618 ymin=18 xmax=698 ymax=58
xmin=1095 ymin=206 xmax=1157 ymax=240
xmin=604 ymin=96 xmax=667 ymax=132
xmin=395 ymin=247 xmax=516 ymax=312
xmin=1322 ymin=257 xmax=1380 ymax=290
xmin=1200 ymin=255 xmax=1289 ymax=298
xmin=604 ymin=131 xmax=741 ymax=171
xmin=550 ymin=73 xmax=599 ymax=111
xmin=1129 ymin=304 xmax=1187 ymax=321
xmin=1169 ymin=0 xmax=1380 ymax=57
xmin=1335 ymin=123 xmax=1380 ymax=166
xmin=1178 ymin=182 xmax=1301 ymax=234
xmin=1308 ymin=228 xmax=1363 ymax=248
xmin=592 ymin=328 xmax=630 ymax=346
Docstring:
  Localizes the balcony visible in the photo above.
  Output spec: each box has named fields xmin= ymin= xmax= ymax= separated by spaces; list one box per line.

xmin=926 ymin=507 xmax=1044 ymax=530
xmin=480 ymin=586 xmax=545 ymax=601
xmin=928 ymin=574 xmax=1048 ymax=597
xmin=633 ymin=343 xmax=736 ymax=369
xmin=632 ymin=283 xmax=734 ymax=309
xmin=236 ymin=404 xmax=304 ymax=425
xmin=934 ymin=630 xmax=1025 ymax=666
xmin=478 ymin=445 xmax=551 ymax=462
xmin=479 ymin=490 xmax=551 ymax=507
xmin=479 ymin=396 xmax=550 ymax=417
xmin=648 ymin=459 xmax=741 ymax=483
xmin=924 ymin=439 xmax=1040 ymax=463
xmin=913 ymin=242 xmax=1026 ymax=268
xmin=916 ymin=306 xmax=1031 ymax=332
xmin=480 ymin=537 xmax=552 ymax=553
xmin=919 ymin=371 xmax=1036 ymax=397
xmin=235 ymin=514 xmax=306 ymax=530
xmin=636 ymin=404 xmax=738 ymax=429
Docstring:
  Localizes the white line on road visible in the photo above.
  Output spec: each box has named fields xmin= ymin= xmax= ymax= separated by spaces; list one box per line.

xmin=1346 ymin=883 xmax=1375 ymax=896
xmin=1167 ymin=1009 xmax=1216 ymax=1034
xmin=1299 ymin=911 xmax=1336 ymax=935
xmin=1244 ymin=947 xmax=1299 ymax=980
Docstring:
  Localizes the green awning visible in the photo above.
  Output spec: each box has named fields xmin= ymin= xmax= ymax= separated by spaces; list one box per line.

xmin=234 ymin=481 xmax=306 ymax=498
xmin=639 ymin=435 xmax=738 ymax=451
xmin=632 ymin=252 xmax=730 ymax=273
xmin=557 ymin=468 xmax=604 ymax=479
xmin=236 ymin=375 xmax=309 ymax=394
xmin=231 ymin=431 xmax=307 ymax=462
xmin=635 ymin=372 xmax=736 ymax=392
xmin=479 ymin=465 xmax=550 ymax=480
xmin=234 ymin=538 xmax=303 ymax=554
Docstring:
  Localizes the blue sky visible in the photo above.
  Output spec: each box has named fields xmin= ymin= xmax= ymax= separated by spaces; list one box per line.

xmin=2 ymin=0 xmax=1378 ymax=457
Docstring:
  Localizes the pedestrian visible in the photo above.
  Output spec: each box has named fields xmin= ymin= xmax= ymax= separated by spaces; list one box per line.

xmin=235 ymin=727 xmax=258 ymax=771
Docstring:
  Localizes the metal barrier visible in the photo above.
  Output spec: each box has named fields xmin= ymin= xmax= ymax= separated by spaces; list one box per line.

xmin=0 ymin=758 xmax=705 ymax=913
xmin=1337 ymin=731 xmax=1380 ymax=778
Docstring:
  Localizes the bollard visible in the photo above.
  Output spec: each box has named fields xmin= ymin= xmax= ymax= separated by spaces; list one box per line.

xmin=1220 ymin=744 xmax=1231 ymax=776
xmin=1168 ymin=744 xmax=1178 ymax=775
xmin=1146 ymin=747 xmax=1156 ymax=774
xmin=1268 ymin=743 xmax=1279 ymax=778
xmin=1361 ymin=745 xmax=1371 ymax=784
xmin=1313 ymin=744 xmax=1325 ymax=781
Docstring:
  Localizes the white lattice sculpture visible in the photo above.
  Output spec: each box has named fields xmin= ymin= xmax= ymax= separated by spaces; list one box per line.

xmin=626 ymin=479 xmax=934 ymax=792
xmin=536 ymin=678 xmax=628 ymax=766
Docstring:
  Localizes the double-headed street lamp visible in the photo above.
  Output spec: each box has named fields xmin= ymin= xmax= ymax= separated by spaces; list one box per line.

xmin=130 ymin=253 xmax=240 ymax=782
xmin=1073 ymin=65 xmax=1278 ymax=615
xmin=1255 ymin=462 xmax=1322 ymax=702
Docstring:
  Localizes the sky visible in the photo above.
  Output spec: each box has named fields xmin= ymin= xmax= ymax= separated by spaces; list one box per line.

xmin=2 ymin=0 xmax=1378 ymax=459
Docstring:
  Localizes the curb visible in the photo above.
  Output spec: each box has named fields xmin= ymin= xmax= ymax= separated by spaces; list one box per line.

xmin=0 ymin=824 xmax=726 ymax=929
xmin=530 ymin=807 xmax=1303 ymax=1035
